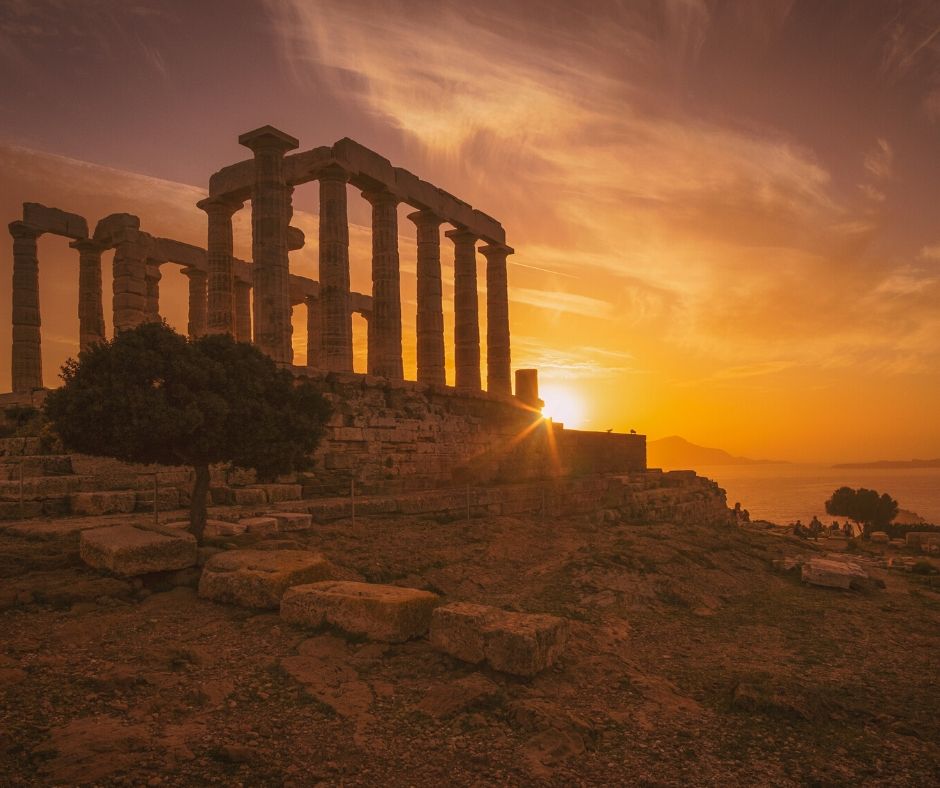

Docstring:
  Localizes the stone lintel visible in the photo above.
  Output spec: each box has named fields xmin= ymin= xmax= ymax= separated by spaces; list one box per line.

xmin=69 ymin=237 xmax=105 ymax=252
xmin=22 ymin=203 xmax=88 ymax=240
xmin=151 ymin=237 xmax=207 ymax=269
xmin=331 ymin=137 xmax=396 ymax=187
xmin=238 ymin=125 xmax=300 ymax=153
xmin=350 ymin=291 xmax=373 ymax=314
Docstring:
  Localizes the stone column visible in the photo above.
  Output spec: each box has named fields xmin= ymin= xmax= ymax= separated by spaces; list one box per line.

xmin=361 ymin=309 xmax=374 ymax=373
xmin=112 ymin=234 xmax=148 ymax=332
xmin=234 ymin=280 xmax=252 ymax=343
xmin=318 ymin=165 xmax=353 ymax=372
xmin=479 ymin=243 xmax=514 ymax=396
xmin=305 ymin=295 xmax=321 ymax=369
xmin=9 ymin=222 xmax=42 ymax=392
xmin=445 ymin=229 xmax=481 ymax=390
xmin=70 ymin=239 xmax=106 ymax=352
xmin=197 ymin=196 xmax=242 ymax=337
xmin=238 ymin=126 xmax=298 ymax=364
xmin=407 ymin=210 xmax=445 ymax=386
xmin=183 ymin=267 xmax=208 ymax=339
xmin=362 ymin=189 xmax=403 ymax=379
xmin=145 ymin=263 xmax=162 ymax=323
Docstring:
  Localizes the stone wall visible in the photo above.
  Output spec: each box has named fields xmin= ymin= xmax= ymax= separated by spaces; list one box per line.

xmin=300 ymin=371 xmax=646 ymax=493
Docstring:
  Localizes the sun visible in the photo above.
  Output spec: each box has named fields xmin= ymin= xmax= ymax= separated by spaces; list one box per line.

xmin=539 ymin=384 xmax=586 ymax=428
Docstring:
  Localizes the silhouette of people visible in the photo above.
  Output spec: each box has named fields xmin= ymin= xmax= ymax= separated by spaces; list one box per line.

xmin=793 ymin=520 xmax=805 ymax=538
xmin=809 ymin=516 xmax=823 ymax=541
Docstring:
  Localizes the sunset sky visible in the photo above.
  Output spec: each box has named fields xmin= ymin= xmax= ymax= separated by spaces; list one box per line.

xmin=1 ymin=0 xmax=938 ymax=463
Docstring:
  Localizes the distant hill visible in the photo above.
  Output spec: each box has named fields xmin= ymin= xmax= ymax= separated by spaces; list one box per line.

xmin=832 ymin=458 xmax=940 ymax=469
xmin=647 ymin=436 xmax=781 ymax=470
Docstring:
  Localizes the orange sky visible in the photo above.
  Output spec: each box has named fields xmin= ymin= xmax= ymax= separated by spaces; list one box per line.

xmin=1 ymin=0 xmax=938 ymax=463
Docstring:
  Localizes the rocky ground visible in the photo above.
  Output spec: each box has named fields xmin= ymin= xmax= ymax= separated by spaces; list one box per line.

xmin=1 ymin=511 xmax=938 ymax=786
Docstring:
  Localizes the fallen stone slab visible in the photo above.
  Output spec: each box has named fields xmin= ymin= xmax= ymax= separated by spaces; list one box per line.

xmin=199 ymin=550 xmax=335 ymax=609
xmin=801 ymin=558 xmax=868 ymax=590
xmin=430 ymin=602 xmax=569 ymax=677
xmin=70 ymin=491 xmax=137 ymax=516
xmin=165 ymin=519 xmax=246 ymax=538
xmin=269 ymin=512 xmax=312 ymax=532
xmin=238 ymin=516 xmax=279 ymax=536
xmin=232 ymin=488 xmax=267 ymax=506
xmin=281 ymin=581 xmax=439 ymax=642
xmin=249 ymin=483 xmax=302 ymax=503
xmin=80 ymin=525 xmax=197 ymax=576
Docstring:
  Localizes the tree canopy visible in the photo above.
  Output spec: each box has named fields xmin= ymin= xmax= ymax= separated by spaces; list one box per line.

xmin=824 ymin=486 xmax=899 ymax=537
xmin=44 ymin=322 xmax=332 ymax=541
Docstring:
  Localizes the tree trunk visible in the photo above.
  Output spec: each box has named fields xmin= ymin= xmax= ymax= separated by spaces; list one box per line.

xmin=190 ymin=464 xmax=210 ymax=544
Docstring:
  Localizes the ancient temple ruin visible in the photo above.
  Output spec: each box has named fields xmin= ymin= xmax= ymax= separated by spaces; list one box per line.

xmin=5 ymin=125 xmax=647 ymax=490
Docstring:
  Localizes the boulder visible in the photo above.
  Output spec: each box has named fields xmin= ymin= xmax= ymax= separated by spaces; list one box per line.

xmin=80 ymin=525 xmax=197 ymax=576
xmin=199 ymin=550 xmax=335 ymax=609
xmin=870 ymin=531 xmax=889 ymax=543
xmin=281 ymin=581 xmax=439 ymax=642
xmin=269 ymin=512 xmax=312 ymax=532
xmin=801 ymin=558 xmax=868 ymax=590
xmin=70 ymin=491 xmax=136 ymax=516
xmin=430 ymin=602 xmax=568 ymax=676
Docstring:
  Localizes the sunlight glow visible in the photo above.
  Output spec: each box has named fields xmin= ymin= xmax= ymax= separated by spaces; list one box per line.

xmin=539 ymin=384 xmax=586 ymax=428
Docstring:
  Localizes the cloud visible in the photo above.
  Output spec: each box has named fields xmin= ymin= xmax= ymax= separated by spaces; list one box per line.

xmin=511 ymin=288 xmax=614 ymax=319
xmin=920 ymin=244 xmax=940 ymax=261
xmin=863 ymin=138 xmax=893 ymax=180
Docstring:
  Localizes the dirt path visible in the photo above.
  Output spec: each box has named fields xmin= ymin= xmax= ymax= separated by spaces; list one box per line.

xmin=1 ymin=515 xmax=938 ymax=785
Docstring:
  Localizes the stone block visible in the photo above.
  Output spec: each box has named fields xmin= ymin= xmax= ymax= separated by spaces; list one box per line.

xmin=204 ymin=519 xmax=247 ymax=538
xmin=23 ymin=202 xmax=89 ymax=239
xmin=239 ymin=516 xmax=279 ymax=536
xmin=905 ymin=532 xmax=937 ymax=550
xmin=801 ymin=558 xmax=868 ymax=590
xmin=249 ymin=483 xmax=302 ymax=503
xmin=80 ymin=525 xmax=197 ymax=576
xmin=199 ymin=550 xmax=335 ymax=609
xmin=281 ymin=581 xmax=439 ymax=642
xmin=70 ymin=491 xmax=137 ymax=516
xmin=430 ymin=602 xmax=569 ymax=676
xmin=270 ymin=512 xmax=313 ymax=532
xmin=870 ymin=531 xmax=889 ymax=543
xmin=232 ymin=488 xmax=267 ymax=506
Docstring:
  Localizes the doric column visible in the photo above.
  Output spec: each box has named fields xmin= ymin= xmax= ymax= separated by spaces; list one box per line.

xmin=318 ymin=165 xmax=353 ymax=372
xmin=238 ymin=126 xmax=298 ymax=364
xmin=145 ymin=263 xmax=162 ymax=323
xmin=234 ymin=280 xmax=252 ymax=343
xmin=183 ymin=267 xmax=208 ymax=339
xmin=445 ymin=228 xmax=481 ymax=390
xmin=362 ymin=189 xmax=403 ymax=379
xmin=407 ymin=210 xmax=445 ymax=386
xmin=479 ymin=243 xmax=514 ymax=396
xmin=361 ymin=310 xmax=374 ymax=373
xmin=9 ymin=221 xmax=42 ymax=392
xmin=70 ymin=239 xmax=106 ymax=352
xmin=112 ymin=234 xmax=148 ymax=332
xmin=197 ymin=196 xmax=242 ymax=338
xmin=305 ymin=295 xmax=321 ymax=369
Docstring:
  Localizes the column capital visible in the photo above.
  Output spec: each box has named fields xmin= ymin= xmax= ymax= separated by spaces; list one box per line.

xmin=361 ymin=188 xmax=399 ymax=207
xmin=197 ymin=196 xmax=243 ymax=217
xmin=181 ymin=266 xmax=207 ymax=280
xmin=478 ymin=243 xmax=515 ymax=258
xmin=238 ymin=125 xmax=299 ymax=154
xmin=317 ymin=163 xmax=350 ymax=184
xmin=444 ymin=227 xmax=478 ymax=244
xmin=9 ymin=221 xmax=41 ymax=241
xmin=304 ymin=293 xmax=319 ymax=306
xmin=407 ymin=209 xmax=443 ymax=229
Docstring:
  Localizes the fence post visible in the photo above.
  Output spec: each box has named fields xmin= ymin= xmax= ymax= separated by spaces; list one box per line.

xmin=351 ymin=479 xmax=356 ymax=525
xmin=19 ymin=460 xmax=25 ymax=518
xmin=153 ymin=472 xmax=159 ymax=525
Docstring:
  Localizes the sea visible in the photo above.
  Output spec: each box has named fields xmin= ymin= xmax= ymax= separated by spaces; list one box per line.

xmin=693 ymin=464 xmax=940 ymax=526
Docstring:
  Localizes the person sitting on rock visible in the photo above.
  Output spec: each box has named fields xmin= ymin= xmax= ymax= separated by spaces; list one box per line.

xmin=793 ymin=520 xmax=805 ymax=538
